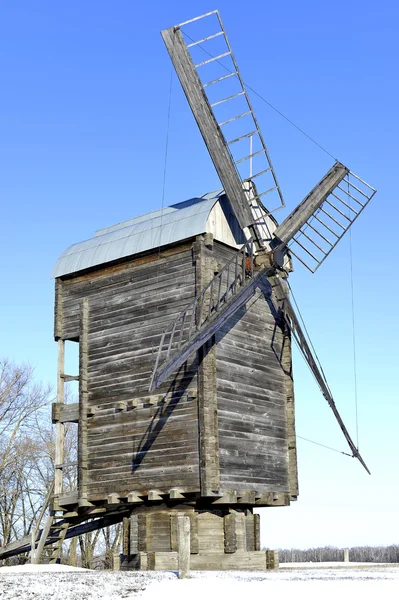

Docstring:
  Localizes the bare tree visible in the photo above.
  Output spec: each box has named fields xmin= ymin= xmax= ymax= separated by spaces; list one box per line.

xmin=0 ymin=358 xmax=52 ymax=550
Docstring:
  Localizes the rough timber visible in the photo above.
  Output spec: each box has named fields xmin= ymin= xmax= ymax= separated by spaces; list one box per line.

xmin=47 ymin=191 xmax=298 ymax=570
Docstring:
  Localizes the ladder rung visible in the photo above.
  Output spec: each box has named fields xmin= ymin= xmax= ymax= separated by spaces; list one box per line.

xmin=195 ymin=51 xmax=231 ymax=68
xmin=244 ymin=167 xmax=272 ymax=181
xmin=305 ymin=221 xmax=333 ymax=247
xmin=218 ymin=110 xmax=252 ymax=126
xmin=348 ymin=170 xmax=376 ymax=193
xmin=187 ymin=31 xmax=225 ymax=47
xmin=292 ymin=236 xmax=321 ymax=263
xmin=227 ymin=129 xmax=258 ymax=145
xmin=344 ymin=178 xmax=372 ymax=201
xmin=211 ymin=91 xmax=244 ymax=107
xmin=256 ymin=186 xmax=278 ymax=198
xmin=330 ymin=192 xmax=359 ymax=214
xmin=298 ymin=229 xmax=328 ymax=255
xmin=203 ymin=71 xmax=237 ymax=87
xmin=319 ymin=207 xmax=346 ymax=230
xmin=313 ymin=214 xmax=340 ymax=238
xmin=324 ymin=199 xmax=351 ymax=221
xmin=177 ymin=10 xmax=218 ymax=28
xmin=286 ymin=246 xmax=316 ymax=273
xmin=336 ymin=185 xmax=365 ymax=207
xmin=235 ymin=148 xmax=265 ymax=165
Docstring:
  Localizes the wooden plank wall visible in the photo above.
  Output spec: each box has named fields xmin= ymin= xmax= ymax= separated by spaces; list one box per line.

xmin=55 ymin=245 xmax=201 ymax=501
xmin=213 ymin=241 xmax=290 ymax=494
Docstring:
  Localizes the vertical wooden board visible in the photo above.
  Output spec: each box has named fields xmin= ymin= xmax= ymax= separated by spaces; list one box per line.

xmin=189 ymin=513 xmax=199 ymax=554
xmin=54 ymin=279 xmax=64 ymax=340
xmin=281 ymin=329 xmax=299 ymax=497
xmin=78 ymin=298 xmax=89 ymax=503
xmin=123 ymin=516 xmax=130 ymax=556
xmin=138 ymin=515 xmax=148 ymax=552
xmin=213 ymin=241 xmax=290 ymax=494
xmin=195 ymin=236 xmax=220 ymax=497
xmin=224 ymin=513 xmax=237 ymax=554
xmin=245 ymin=513 xmax=255 ymax=552
xmin=129 ymin=515 xmax=139 ymax=554
xmin=253 ymin=513 xmax=261 ymax=551
xmin=235 ymin=512 xmax=247 ymax=552
xmin=197 ymin=512 xmax=224 ymax=554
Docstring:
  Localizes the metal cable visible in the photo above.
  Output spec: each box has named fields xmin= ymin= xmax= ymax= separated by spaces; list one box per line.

xmin=298 ymin=435 xmax=352 ymax=457
xmin=348 ymin=176 xmax=360 ymax=449
xmin=152 ymin=66 xmax=173 ymax=366
xmin=181 ymin=30 xmax=339 ymax=162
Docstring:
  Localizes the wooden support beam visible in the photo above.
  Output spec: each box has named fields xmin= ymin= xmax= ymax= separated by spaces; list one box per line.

xmin=224 ymin=513 xmax=237 ymax=554
xmin=60 ymin=374 xmax=80 ymax=382
xmin=169 ymin=489 xmax=185 ymax=500
xmin=55 ymin=339 xmax=65 ymax=496
xmin=127 ymin=492 xmax=144 ymax=504
xmin=107 ymin=494 xmax=120 ymax=505
xmin=147 ymin=491 xmax=163 ymax=502
xmin=237 ymin=491 xmax=256 ymax=504
xmin=52 ymin=402 xmax=79 ymax=424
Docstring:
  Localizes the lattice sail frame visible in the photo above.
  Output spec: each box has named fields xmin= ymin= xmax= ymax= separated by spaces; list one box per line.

xmin=163 ymin=10 xmax=284 ymax=219
xmin=282 ymin=170 xmax=376 ymax=273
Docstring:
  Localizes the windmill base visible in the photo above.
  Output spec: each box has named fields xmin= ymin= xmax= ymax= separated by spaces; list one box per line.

xmin=120 ymin=503 xmax=279 ymax=571
xmin=120 ymin=550 xmax=278 ymax=571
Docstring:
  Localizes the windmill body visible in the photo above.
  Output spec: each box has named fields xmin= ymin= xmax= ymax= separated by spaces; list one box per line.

xmin=50 ymin=191 xmax=297 ymax=570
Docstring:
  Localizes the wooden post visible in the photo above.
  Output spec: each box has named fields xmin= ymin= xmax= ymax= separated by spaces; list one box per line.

xmin=194 ymin=236 xmax=220 ymax=497
xmin=30 ymin=530 xmax=37 ymax=564
xmin=177 ymin=515 xmax=190 ymax=579
xmin=55 ymin=339 xmax=65 ymax=496
xmin=344 ymin=548 xmax=349 ymax=562
xmin=78 ymin=298 xmax=89 ymax=505
xmin=113 ymin=553 xmax=121 ymax=571
xmin=266 ymin=549 xmax=279 ymax=570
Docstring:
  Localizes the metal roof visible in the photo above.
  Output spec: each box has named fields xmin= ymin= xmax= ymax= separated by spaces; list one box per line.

xmin=52 ymin=191 xmax=224 ymax=278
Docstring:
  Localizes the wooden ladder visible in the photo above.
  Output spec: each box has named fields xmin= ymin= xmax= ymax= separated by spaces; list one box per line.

xmin=150 ymin=238 xmax=274 ymax=391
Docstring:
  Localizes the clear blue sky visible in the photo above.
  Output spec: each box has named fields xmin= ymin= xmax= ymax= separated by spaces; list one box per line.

xmin=1 ymin=1 xmax=398 ymax=549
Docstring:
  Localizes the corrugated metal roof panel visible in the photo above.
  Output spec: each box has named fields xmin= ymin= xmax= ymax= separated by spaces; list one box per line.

xmin=52 ymin=191 xmax=223 ymax=278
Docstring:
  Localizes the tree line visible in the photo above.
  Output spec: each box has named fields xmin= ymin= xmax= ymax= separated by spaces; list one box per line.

xmin=0 ymin=357 xmax=120 ymax=568
xmin=277 ymin=545 xmax=399 ymax=563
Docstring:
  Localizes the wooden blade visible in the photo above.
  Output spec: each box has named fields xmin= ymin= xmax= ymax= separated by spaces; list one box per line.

xmin=270 ymin=275 xmax=370 ymax=475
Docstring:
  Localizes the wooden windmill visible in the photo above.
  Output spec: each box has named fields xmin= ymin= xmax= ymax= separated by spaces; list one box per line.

xmin=0 ymin=10 xmax=375 ymax=570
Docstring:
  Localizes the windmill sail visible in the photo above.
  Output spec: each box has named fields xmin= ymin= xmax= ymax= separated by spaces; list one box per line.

xmin=161 ymin=11 xmax=284 ymax=236
xmin=273 ymin=162 xmax=376 ymax=272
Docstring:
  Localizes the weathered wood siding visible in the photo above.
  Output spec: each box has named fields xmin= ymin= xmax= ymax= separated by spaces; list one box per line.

xmin=55 ymin=245 xmax=201 ymax=501
xmin=213 ymin=241 xmax=290 ymax=494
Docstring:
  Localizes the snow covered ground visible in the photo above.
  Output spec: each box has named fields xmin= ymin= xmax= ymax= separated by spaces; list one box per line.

xmin=0 ymin=562 xmax=398 ymax=600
